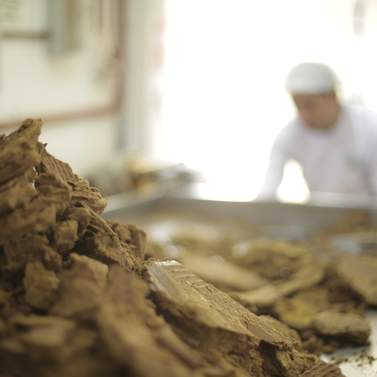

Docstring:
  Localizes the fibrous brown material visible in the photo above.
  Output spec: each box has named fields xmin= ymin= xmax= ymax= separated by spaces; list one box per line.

xmin=0 ymin=120 xmax=343 ymax=377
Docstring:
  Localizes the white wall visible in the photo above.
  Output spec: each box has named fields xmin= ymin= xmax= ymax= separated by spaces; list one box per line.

xmin=0 ymin=0 xmax=120 ymax=176
xmin=123 ymin=0 xmax=165 ymax=160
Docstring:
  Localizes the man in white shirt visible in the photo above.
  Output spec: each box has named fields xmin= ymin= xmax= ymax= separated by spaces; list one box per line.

xmin=259 ymin=62 xmax=377 ymax=201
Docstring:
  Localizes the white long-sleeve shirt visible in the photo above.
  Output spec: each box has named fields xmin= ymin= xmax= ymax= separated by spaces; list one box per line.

xmin=260 ymin=106 xmax=377 ymax=199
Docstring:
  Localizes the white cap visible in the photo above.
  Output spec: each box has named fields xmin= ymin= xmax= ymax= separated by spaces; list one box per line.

xmin=285 ymin=62 xmax=338 ymax=94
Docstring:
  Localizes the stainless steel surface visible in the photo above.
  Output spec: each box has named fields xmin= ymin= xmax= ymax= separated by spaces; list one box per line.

xmin=105 ymin=196 xmax=372 ymax=239
xmin=104 ymin=195 xmax=377 ymax=376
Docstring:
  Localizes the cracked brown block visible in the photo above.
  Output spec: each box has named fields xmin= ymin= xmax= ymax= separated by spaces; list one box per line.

xmin=1 ymin=315 xmax=78 ymax=357
xmin=79 ymin=209 xmax=138 ymax=271
xmin=97 ymin=267 xmax=205 ymax=377
xmin=232 ymin=240 xmax=309 ymax=281
xmin=64 ymin=206 xmax=92 ymax=237
xmin=0 ymin=173 xmax=70 ymax=242
xmin=35 ymin=173 xmax=71 ymax=205
xmin=0 ymin=315 xmax=100 ymax=377
xmin=0 ymin=197 xmax=57 ymax=241
xmin=52 ymin=254 xmax=108 ymax=318
xmin=337 ymin=255 xmax=377 ymax=306
xmin=39 ymin=152 xmax=107 ymax=214
xmin=0 ymin=119 xmax=42 ymax=185
xmin=70 ymin=181 xmax=107 ymax=214
xmin=24 ymin=262 xmax=60 ymax=310
xmin=181 ymin=254 xmax=267 ymax=292
xmin=53 ymin=220 xmax=79 ymax=254
xmin=110 ymin=222 xmax=147 ymax=260
xmin=274 ymin=288 xmax=332 ymax=330
xmin=273 ymin=281 xmax=369 ymax=353
xmin=147 ymin=260 xmax=344 ymax=377
xmin=313 ymin=311 xmax=370 ymax=345
xmin=276 ymin=259 xmax=326 ymax=297
xmin=0 ymin=170 xmax=37 ymax=215
xmin=232 ymin=259 xmax=326 ymax=312
xmin=3 ymin=233 xmax=62 ymax=272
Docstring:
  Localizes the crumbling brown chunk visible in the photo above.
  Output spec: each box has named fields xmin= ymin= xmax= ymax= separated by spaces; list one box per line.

xmin=272 ymin=281 xmax=369 ymax=354
xmin=337 ymin=255 xmax=377 ymax=305
xmin=0 ymin=174 xmax=70 ymax=242
xmin=24 ymin=262 xmax=60 ymax=310
xmin=3 ymin=233 xmax=62 ymax=272
xmin=53 ymin=220 xmax=79 ymax=254
xmin=276 ymin=259 xmax=326 ymax=296
xmin=0 ymin=197 xmax=58 ymax=241
xmin=0 ymin=119 xmax=42 ymax=184
xmin=313 ymin=311 xmax=370 ymax=345
xmin=4 ymin=315 xmax=78 ymax=351
xmin=79 ymin=210 xmax=138 ymax=271
xmin=0 ymin=315 xmax=98 ymax=377
xmin=52 ymin=254 xmax=108 ymax=318
xmin=0 ymin=170 xmax=37 ymax=215
xmin=274 ymin=288 xmax=339 ymax=331
xmin=64 ymin=206 xmax=92 ymax=237
xmin=232 ymin=259 xmax=325 ymax=311
xmin=232 ymin=239 xmax=310 ymax=281
xmin=39 ymin=152 xmax=107 ymax=214
xmin=127 ymin=225 xmax=147 ymax=260
xmin=275 ymin=299 xmax=319 ymax=331
xmin=110 ymin=222 xmax=147 ymax=260
xmin=71 ymin=181 xmax=107 ymax=214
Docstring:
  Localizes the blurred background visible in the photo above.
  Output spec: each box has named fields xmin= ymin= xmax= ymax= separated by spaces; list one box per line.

xmin=1 ymin=0 xmax=377 ymax=203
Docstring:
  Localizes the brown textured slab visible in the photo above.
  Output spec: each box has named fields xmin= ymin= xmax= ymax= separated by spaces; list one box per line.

xmin=0 ymin=119 xmax=42 ymax=184
xmin=0 ymin=174 xmax=70 ymax=240
xmin=147 ymin=260 xmax=299 ymax=346
xmin=147 ymin=261 xmax=345 ymax=377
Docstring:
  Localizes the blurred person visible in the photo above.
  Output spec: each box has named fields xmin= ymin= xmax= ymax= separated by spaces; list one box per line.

xmin=259 ymin=62 xmax=377 ymax=200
